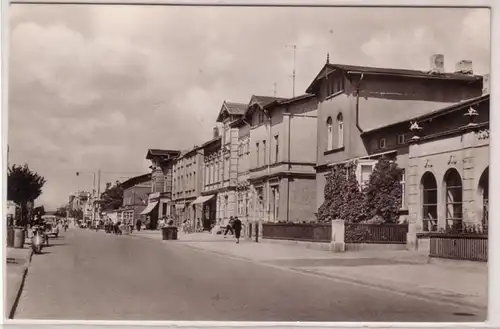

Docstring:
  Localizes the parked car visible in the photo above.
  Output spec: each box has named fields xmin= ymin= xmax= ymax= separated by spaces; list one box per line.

xmin=42 ymin=215 xmax=59 ymax=238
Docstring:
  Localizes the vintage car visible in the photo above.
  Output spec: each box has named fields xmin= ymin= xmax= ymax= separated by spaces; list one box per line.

xmin=42 ymin=215 xmax=59 ymax=238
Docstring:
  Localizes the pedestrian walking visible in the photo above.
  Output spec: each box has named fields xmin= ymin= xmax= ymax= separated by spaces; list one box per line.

xmin=224 ymin=216 xmax=235 ymax=236
xmin=233 ymin=217 xmax=242 ymax=243
xmin=136 ymin=218 xmax=142 ymax=231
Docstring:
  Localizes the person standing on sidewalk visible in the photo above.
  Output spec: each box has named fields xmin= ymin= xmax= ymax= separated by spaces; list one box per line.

xmin=136 ymin=218 xmax=142 ymax=232
xmin=233 ymin=217 xmax=242 ymax=244
xmin=224 ymin=217 xmax=235 ymax=237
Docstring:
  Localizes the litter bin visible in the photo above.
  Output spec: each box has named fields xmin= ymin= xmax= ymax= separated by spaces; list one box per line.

xmin=162 ymin=226 xmax=178 ymax=240
xmin=7 ymin=227 xmax=15 ymax=247
xmin=13 ymin=227 xmax=25 ymax=248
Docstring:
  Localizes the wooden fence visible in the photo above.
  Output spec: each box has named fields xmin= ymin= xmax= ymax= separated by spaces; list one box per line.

xmin=429 ymin=233 xmax=488 ymax=262
xmin=262 ymin=223 xmax=331 ymax=242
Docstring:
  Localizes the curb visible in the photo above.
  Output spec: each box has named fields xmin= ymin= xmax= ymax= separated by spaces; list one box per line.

xmin=173 ymin=243 xmax=485 ymax=313
xmin=8 ymin=247 xmax=33 ymax=319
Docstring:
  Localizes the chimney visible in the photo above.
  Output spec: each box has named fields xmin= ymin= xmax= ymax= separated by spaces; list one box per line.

xmin=483 ymin=74 xmax=490 ymax=94
xmin=430 ymin=54 xmax=444 ymax=74
xmin=455 ymin=60 xmax=473 ymax=75
xmin=213 ymin=126 xmax=219 ymax=138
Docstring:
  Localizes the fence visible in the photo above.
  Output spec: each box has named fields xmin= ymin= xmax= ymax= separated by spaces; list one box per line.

xmin=345 ymin=223 xmax=408 ymax=244
xmin=262 ymin=222 xmax=408 ymax=244
xmin=262 ymin=223 xmax=331 ymax=242
xmin=429 ymin=233 xmax=488 ymax=262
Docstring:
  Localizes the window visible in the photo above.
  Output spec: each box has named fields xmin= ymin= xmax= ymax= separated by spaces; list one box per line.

xmin=421 ymin=172 xmax=438 ymax=232
xmin=271 ymin=186 xmax=279 ymax=222
xmin=400 ymin=169 xmax=406 ymax=208
xmin=263 ymin=140 xmax=267 ymax=165
xmin=256 ymin=187 xmax=265 ymax=218
xmin=397 ymin=134 xmax=406 ymax=145
xmin=274 ymin=135 xmax=279 ymax=163
xmin=224 ymin=157 xmax=230 ymax=180
xmin=337 ymin=113 xmax=344 ymax=148
xmin=256 ymin=143 xmax=260 ymax=167
xmin=445 ymin=169 xmax=463 ymax=232
xmin=327 ymin=117 xmax=333 ymax=150
xmin=246 ymin=191 xmax=250 ymax=215
xmin=379 ymin=138 xmax=387 ymax=149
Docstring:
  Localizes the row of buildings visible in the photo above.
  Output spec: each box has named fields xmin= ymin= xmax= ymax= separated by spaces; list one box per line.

xmin=112 ymin=54 xmax=490 ymax=246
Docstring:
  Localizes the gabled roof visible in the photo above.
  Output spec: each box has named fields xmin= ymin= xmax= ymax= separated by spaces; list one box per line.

xmin=361 ymin=93 xmax=490 ymax=135
xmin=146 ymin=149 xmax=180 ymax=160
xmin=244 ymin=95 xmax=286 ymax=119
xmin=306 ymin=63 xmax=484 ymax=94
xmin=216 ymin=101 xmax=247 ymax=122
xmin=120 ymin=173 xmax=151 ymax=190
xmin=263 ymin=93 xmax=316 ymax=110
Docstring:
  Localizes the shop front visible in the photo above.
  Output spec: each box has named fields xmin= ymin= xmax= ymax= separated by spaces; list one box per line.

xmin=141 ymin=192 xmax=160 ymax=229
xmin=190 ymin=194 xmax=216 ymax=231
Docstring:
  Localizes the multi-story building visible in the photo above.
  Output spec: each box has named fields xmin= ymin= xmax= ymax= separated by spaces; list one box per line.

xmin=172 ymin=145 xmax=204 ymax=227
xmin=210 ymin=100 xmax=247 ymax=227
xmin=362 ymin=93 xmax=489 ymax=250
xmin=307 ymin=55 xmax=484 ymax=216
xmin=199 ymin=130 xmax=222 ymax=230
xmin=144 ymin=149 xmax=180 ymax=229
xmin=117 ymin=173 xmax=151 ymax=228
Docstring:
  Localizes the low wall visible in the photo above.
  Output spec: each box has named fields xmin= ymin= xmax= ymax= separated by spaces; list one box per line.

xmin=262 ymin=238 xmax=333 ymax=252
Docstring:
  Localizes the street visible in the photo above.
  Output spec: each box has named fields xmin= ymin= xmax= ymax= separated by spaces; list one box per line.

xmin=14 ymin=228 xmax=485 ymax=322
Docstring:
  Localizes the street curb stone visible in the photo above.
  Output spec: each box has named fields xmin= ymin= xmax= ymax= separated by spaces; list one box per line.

xmin=8 ymin=247 xmax=33 ymax=319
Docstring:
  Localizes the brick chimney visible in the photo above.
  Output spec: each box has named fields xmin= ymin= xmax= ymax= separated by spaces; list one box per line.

xmin=430 ymin=54 xmax=444 ymax=74
xmin=483 ymin=74 xmax=490 ymax=94
xmin=455 ymin=60 xmax=473 ymax=75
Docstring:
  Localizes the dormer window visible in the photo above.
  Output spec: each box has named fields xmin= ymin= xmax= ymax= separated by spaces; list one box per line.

xmin=379 ymin=138 xmax=387 ymax=149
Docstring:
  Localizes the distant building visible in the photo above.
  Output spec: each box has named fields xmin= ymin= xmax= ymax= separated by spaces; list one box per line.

xmin=198 ymin=133 xmax=221 ymax=230
xmin=117 ymin=173 xmax=151 ymax=228
xmin=144 ymin=149 xmax=180 ymax=229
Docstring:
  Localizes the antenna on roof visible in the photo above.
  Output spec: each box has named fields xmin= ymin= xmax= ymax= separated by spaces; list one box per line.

xmin=326 ymin=52 xmax=330 ymax=64
xmin=285 ymin=44 xmax=297 ymax=97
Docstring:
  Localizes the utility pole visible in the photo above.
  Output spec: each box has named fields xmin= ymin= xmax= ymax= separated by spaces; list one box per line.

xmin=285 ymin=44 xmax=297 ymax=97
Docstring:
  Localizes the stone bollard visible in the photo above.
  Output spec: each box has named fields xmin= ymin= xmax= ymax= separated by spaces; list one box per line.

xmin=330 ymin=219 xmax=345 ymax=252
xmin=406 ymin=222 xmax=418 ymax=251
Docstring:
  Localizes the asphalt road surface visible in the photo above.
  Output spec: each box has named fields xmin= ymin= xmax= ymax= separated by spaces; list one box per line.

xmin=13 ymin=228 xmax=485 ymax=322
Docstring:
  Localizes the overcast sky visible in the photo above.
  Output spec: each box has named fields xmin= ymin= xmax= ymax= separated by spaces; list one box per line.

xmin=7 ymin=5 xmax=490 ymax=209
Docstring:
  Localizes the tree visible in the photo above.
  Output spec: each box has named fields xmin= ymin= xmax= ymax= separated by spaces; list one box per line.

xmin=363 ymin=156 xmax=403 ymax=223
xmin=33 ymin=205 xmax=46 ymax=216
xmin=99 ymin=182 xmax=124 ymax=211
xmin=69 ymin=208 xmax=83 ymax=220
xmin=7 ymin=164 xmax=46 ymax=226
xmin=339 ymin=162 xmax=365 ymax=223
xmin=55 ymin=206 xmax=67 ymax=218
xmin=317 ymin=165 xmax=347 ymax=222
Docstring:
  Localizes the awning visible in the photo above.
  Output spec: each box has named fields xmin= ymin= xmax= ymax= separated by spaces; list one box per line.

xmin=191 ymin=195 xmax=215 ymax=205
xmin=140 ymin=201 xmax=158 ymax=215
xmin=175 ymin=204 xmax=185 ymax=210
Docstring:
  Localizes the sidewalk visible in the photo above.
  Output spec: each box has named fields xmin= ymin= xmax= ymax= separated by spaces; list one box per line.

xmin=6 ymin=243 xmax=33 ymax=319
xmin=130 ymin=230 xmax=487 ymax=310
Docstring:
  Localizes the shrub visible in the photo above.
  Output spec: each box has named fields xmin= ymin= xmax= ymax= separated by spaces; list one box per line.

xmin=339 ymin=162 xmax=365 ymax=223
xmin=317 ymin=165 xmax=347 ymax=222
xmin=363 ymin=156 xmax=403 ymax=223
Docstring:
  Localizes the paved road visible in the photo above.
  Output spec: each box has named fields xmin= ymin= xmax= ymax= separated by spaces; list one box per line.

xmin=14 ymin=228 xmax=485 ymax=321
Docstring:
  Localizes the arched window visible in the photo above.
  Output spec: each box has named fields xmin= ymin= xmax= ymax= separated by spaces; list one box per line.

xmin=478 ymin=167 xmax=489 ymax=228
xmin=444 ymin=169 xmax=463 ymax=232
xmin=421 ymin=172 xmax=438 ymax=232
xmin=337 ymin=113 xmax=344 ymax=148
xmin=327 ymin=117 xmax=333 ymax=150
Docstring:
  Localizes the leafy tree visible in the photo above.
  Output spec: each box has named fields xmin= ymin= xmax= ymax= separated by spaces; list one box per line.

xmin=69 ymin=208 xmax=83 ymax=220
xmin=7 ymin=164 xmax=46 ymax=226
xmin=363 ymin=156 xmax=403 ymax=223
xmin=317 ymin=165 xmax=347 ymax=222
xmin=55 ymin=206 xmax=67 ymax=218
xmin=99 ymin=182 xmax=124 ymax=211
xmin=339 ymin=162 xmax=365 ymax=223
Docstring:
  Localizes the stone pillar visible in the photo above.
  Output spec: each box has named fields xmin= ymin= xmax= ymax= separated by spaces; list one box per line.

xmin=330 ymin=219 xmax=345 ymax=252
xmin=406 ymin=142 xmax=420 ymax=251
xmin=462 ymin=130 xmax=477 ymax=226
